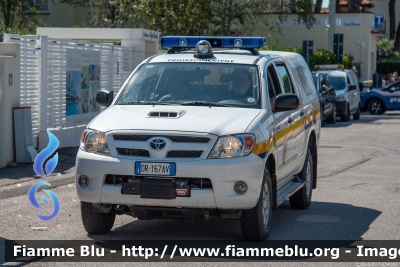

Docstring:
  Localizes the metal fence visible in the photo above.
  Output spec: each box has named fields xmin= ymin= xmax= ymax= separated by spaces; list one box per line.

xmin=3 ymin=34 xmax=132 ymax=147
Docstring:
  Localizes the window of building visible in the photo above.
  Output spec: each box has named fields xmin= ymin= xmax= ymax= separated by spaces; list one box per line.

xmin=22 ymin=0 xmax=50 ymax=13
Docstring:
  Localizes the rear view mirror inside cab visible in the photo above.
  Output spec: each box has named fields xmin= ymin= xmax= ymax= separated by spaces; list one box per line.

xmin=187 ymin=69 xmax=211 ymax=81
xmin=220 ymin=73 xmax=233 ymax=82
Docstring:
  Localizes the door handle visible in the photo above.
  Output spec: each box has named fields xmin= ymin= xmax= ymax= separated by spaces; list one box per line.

xmin=300 ymin=111 xmax=304 ymax=117
xmin=275 ymin=125 xmax=281 ymax=132
xmin=288 ymin=117 xmax=293 ymax=124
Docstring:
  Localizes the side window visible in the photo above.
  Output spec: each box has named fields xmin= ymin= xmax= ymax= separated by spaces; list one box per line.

xmin=267 ymin=65 xmax=282 ymax=109
xmin=320 ymin=76 xmax=326 ymax=90
xmin=275 ymin=63 xmax=294 ymax=94
xmin=347 ymin=76 xmax=352 ymax=85
xmin=267 ymin=65 xmax=282 ymax=97
xmin=388 ymin=83 xmax=400 ymax=91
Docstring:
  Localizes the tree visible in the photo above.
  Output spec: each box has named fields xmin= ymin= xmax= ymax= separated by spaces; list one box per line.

xmin=348 ymin=0 xmax=362 ymax=13
xmin=59 ymin=0 xmax=136 ymax=28
xmin=260 ymin=39 xmax=302 ymax=54
xmin=61 ymin=0 xmax=316 ymax=37
xmin=0 ymin=0 xmax=47 ymax=40
xmin=389 ymin=0 xmax=396 ymax=39
xmin=309 ymin=48 xmax=353 ymax=69
xmin=133 ymin=0 xmax=316 ymax=36
xmin=314 ymin=0 xmax=323 ymax=13
xmin=133 ymin=0 xmax=212 ymax=35
xmin=310 ymin=49 xmax=339 ymax=68
xmin=0 ymin=0 xmax=20 ymax=28
xmin=341 ymin=51 xmax=354 ymax=69
xmin=377 ymin=38 xmax=399 ymax=57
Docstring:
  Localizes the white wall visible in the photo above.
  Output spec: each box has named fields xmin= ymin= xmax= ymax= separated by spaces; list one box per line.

xmin=257 ymin=13 xmax=379 ymax=81
xmin=370 ymin=0 xmax=400 ymax=38
xmin=0 ymin=43 xmax=20 ymax=167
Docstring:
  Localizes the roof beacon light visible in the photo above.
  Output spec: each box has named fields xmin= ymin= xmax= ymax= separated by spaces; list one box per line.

xmin=314 ymin=64 xmax=345 ymax=70
xmin=194 ymin=40 xmax=213 ymax=58
xmin=160 ymin=36 xmax=266 ymax=49
xmin=234 ymin=39 xmax=243 ymax=48
xmin=179 ymin=38 xmax=187 ymax=47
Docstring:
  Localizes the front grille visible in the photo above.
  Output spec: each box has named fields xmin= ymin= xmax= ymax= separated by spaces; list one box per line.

xmin=165 ymin=210 xmax=184 ymax=217
xmin=113 ymin=135 xmax=209 ymax=143
xmin=114 ymin=135 xmax=151 ymax=141
xmin=166 ymin=150 xmax=203 ymax=158
xmin=104 ymin=175 xmax=212 ymax=189
xmin=147 ymin=210 xmax=164 ymax=217
xmin=116 ymin=148 xmax=150 ymax=157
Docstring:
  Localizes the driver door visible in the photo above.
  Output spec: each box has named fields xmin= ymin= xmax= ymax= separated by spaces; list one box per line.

xmin=386 ymin=82 xmax=400 ymax=109
xmin=266 ymin=63 xmax=294 ymax=184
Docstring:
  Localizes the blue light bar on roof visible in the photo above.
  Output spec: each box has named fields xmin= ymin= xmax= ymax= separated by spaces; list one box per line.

xmin=161 ymin=36 xmax=266 ymax=49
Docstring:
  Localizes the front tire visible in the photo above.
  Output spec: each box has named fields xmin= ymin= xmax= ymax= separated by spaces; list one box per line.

xmin=326 ymin=103 xmax=336 ymax=124
xmin=81 ymin=201 xmax=116 ymax=234
xmin=353 ymin=104 xmax=361 ymax=120
xmin=289 ymin=149 xmax=313 ymax=209
xmin=368 ymin=99 xmax=384 ymax=115
xmin=241 ymin=168 xmax=273 ymax=241
xmin=340 ymin=104 xmax=350 ymax=122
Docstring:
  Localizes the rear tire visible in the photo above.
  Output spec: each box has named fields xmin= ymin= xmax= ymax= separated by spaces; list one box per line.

xmin=326 ymin=104 xmax=336 ymax=124
xmin=340 ymin=104 xmax=350 ymax=122
xmin=241 ymin=168 xmax=273 ymax=241
xmin=289 ymin=149 xmax=313 ymax=209
xmin=81 ymin=201 xmax=116 ymax=234
xmin=353 ymin=104 xmax=361 ymax=120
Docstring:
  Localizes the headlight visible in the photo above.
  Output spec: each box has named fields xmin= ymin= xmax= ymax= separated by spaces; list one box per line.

xmin=207 ymin=134 xmax=255 ymax=159
xmin=80 ymin=129 xmax=110 ymax=155
xmin=336 ymin=95 xmax=346 ymax=101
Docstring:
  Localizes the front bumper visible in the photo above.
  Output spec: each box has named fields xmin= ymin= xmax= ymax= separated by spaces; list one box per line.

xmin=75 ymin=149 xmax=264 ymax=210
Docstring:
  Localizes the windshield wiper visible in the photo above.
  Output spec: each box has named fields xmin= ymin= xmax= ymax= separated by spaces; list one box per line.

xmin=118 ymin=101 xmax=180 ymax=105
xmin=179 ymin=101 xmax=234 ymax=107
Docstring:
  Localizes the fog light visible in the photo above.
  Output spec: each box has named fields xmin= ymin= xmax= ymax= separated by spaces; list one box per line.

xmin=234 ymin=181 xmax=247 ymax=194
xmin=78 ymin=175 xmax=89 ymax=188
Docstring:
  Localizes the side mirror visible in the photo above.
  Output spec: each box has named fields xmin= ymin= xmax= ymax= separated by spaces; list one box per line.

xmin=322 ymin=84 xmax=330 ymax=92
xmin=389 ymin=87 xmax=395 ymax=93
xmin=96 ymin=89 xmax=114 ymax=107
xmin=274 ymin=93 xmax=300 ymax=112
xmin=348 ymin=85 xmax=357 ymax=91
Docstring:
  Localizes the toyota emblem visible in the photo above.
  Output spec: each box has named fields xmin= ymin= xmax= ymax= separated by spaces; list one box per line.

xmin=149 ymin=138 xmax=166 ymax=151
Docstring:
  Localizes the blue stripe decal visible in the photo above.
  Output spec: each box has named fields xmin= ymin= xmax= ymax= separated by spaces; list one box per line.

xmin=258 ymin=152 xmax=266 ymax=159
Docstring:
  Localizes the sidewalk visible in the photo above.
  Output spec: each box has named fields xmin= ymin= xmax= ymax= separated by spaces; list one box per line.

xmin=0 ymin=147 xmax=78 ymax=188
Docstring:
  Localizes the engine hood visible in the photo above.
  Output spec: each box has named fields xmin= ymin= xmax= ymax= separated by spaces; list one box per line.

xmin=88 ymin=105 xmax=261 ymax=136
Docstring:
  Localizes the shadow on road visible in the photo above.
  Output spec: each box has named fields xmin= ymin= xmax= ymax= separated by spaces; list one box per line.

xmin=85 ymin=201 xmax=381 ymax=241
xmin=322 ymin=111 xmax=400 ymax=128
xmin=0 ymin=147 xmax=77 ymax=181
xmin=0 ymin=202 xmax=381 ymax=264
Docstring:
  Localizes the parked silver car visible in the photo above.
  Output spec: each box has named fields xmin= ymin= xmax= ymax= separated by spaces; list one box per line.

xmin=313 ymin=65 xmax=361 ymax=122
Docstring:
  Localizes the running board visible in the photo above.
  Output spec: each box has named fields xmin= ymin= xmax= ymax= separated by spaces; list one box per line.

xmin=276 ymin=176 xmax=305 ymax=206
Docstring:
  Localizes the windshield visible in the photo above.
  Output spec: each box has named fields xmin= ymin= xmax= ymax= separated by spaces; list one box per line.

xmin=115 ymin=63 xmax=261 ymax=108
xmin=328 ymin=76 xmax=346 ymax=90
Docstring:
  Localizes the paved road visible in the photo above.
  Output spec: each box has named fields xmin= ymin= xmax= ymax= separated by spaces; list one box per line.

xmin=1 ymin=111 xmax=400 ymax=266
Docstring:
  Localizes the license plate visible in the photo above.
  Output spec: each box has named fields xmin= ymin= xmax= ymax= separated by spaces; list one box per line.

xmin=135 ymin=162 xmax=176 ymax=176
